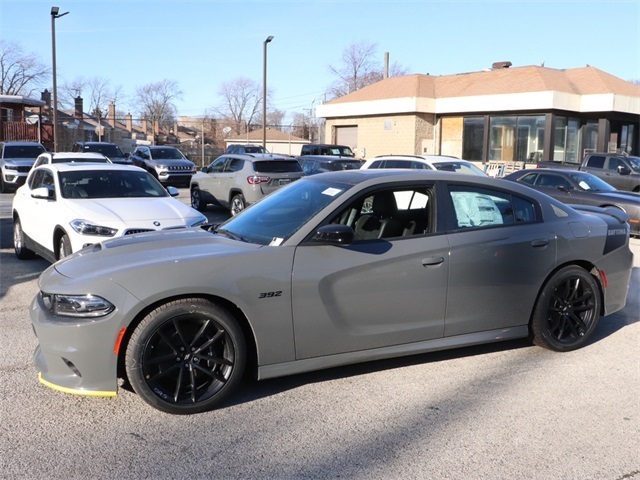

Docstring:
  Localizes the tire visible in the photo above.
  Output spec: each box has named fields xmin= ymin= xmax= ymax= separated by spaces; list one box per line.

xmin=58 ymin=233 xmax=72 ymax=259
xmin=13 ymin=217 xmax=35 ymax=259
xmin=531 ymin=266 xmax=601 ymax=352
xmin=125 ymin=298 xmax=247 ymax=414
xmin=0 ymin=177 xmax=8 ymax=193
xmin=230 ymin=194 xmax=246 ymax=216
xmin=191 ymin=187 xmax=207 ymax=212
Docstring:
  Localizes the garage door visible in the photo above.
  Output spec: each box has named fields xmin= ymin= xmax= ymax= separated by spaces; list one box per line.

xmin=336 ymin=126 xmax=358 ymax=151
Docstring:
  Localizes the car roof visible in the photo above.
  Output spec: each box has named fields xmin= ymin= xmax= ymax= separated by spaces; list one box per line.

xmin=224 ymin=153 xmax=298 ymax=162
xmin=299 ymin=155 xmax=361 ymax=162
xmin=76 ymin=141 xmax=117 ymax=146
xmin=373 ymin=154 xmax=460 ymax=162
xmin=36 ymin=162 xmax=143 ymax=173
xmin=47 ymin=152 xmax=109 ymax=160
xmin=2 ymin=141 xmax=45 ymax=146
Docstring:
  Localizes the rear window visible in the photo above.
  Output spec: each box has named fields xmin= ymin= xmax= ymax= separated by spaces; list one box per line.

xmin=4 ymin=145 xmax=46 ymax=158
xmin=253 ymin=160 xmax=303 ymax=173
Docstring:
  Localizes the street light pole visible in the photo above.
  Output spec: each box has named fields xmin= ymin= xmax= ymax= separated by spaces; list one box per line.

xmin=51 ymin=6 xmax=69 ymax=153
xmin=262 ymin=35 xmax=274 ymax=150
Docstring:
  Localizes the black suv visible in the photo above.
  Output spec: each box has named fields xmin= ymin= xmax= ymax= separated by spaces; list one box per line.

xmin=72 ymin=142 xmax=133 ymax=165
xmin=129 ymin=145 xmax=196 ymax=187
xmin=225 ymin=144 xmax=268 ymax=154
xmin=581 ymin=152 xmax=640 ymax=192
xmin=300 ymin=144 xmax=354 ymax=157
xmin=298 ymin=155 xmax=362 ymax=175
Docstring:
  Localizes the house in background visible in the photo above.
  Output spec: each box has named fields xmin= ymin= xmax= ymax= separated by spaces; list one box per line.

xmin=316 ymin=64 xmax=640 ymax=164
xmin=225 ymin=127 xmax=309 ymax=156
xmin=0 ymin=93 xmax=49 ymax=146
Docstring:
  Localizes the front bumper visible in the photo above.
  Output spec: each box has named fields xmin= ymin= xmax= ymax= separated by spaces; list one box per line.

xmin=30 ymin=290 xmax=122 ymax=396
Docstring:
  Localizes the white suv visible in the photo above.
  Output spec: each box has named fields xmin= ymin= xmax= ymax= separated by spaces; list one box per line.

xmin=361 ymin=155 xmax=487 ymax=176
xmin=190 ymin=154 xmax=305 ymax=215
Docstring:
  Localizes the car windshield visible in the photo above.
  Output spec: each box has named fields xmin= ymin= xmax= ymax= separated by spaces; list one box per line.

xmin=244 ymin=146 xmax=267 ymax=153
xmin=333 ymin=147 xmax=354 ymax=157
xmin=150 ymin=148 xmax=185 ymax=160
xmin=83 ymin=144 xmax=125 ymax=157
xmin=59 ymin=170 xmax=169 ymax=199
xmin=434 ymin=161 xmax=486 ymax=176
xmin=628 ymin=156 xmax=640 ymax=173
xmin=253 ymin=160 xmax=303 ymax=173
xmin=326 ymin=161 xmax=362 ymax=171
xmin=569 ymin=173 xmax=616 ymax=192
xmin=4 ymin=145 xmax=46 ymax=158
xmin=217 ymin=177 xmax=351 ymax=245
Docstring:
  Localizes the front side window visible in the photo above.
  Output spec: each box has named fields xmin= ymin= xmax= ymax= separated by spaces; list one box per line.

xmin=448 ymin=185 xmax=536 ymax=229
xmin=208 ymin=157 xmax=227 ymax=173
xmin=585 ymin=155 xmax=605 ymax=169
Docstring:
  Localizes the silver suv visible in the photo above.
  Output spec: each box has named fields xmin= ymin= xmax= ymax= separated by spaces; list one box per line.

xmin=190 ymin=153 xmax=305 ymax=215
xmin=0 ymin=141 xmax=47 ymax=193
xmin=129 ymin=145 xmax=196 ymax=187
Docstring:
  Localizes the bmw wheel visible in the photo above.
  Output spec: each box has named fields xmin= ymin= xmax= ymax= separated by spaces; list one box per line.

xmin=191 ymin=187 xmax=206 ymax=212
xmin=531 ymin=266 xmax=601 ymax=352
xmin=125 ymin=298 xmax=247 ymax=414
xmin=230 ymin=194 xmax=246 ymax=216
xmin=58 ymin=234 xmax=72 ymax=259
xmin=13 ymin=217 xmax=35 ymax=259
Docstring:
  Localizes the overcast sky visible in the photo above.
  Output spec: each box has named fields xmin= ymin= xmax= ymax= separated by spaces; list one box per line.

xmin=2 ymin=0 xmax=639 ymax=121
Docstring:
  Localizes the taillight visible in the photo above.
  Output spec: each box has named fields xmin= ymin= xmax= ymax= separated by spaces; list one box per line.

xmin=247 ymin=175 xmax=270 ymax=184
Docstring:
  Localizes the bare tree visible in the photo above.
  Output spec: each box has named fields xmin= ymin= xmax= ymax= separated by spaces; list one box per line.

xmin=214 ymin=77 xmax=263 ymax=135
xmin=0 ymin=40 xmax=50 ymax=96
xmin=327 ymin=41 xmax=409 ymax=99
xmin=267 ymin=109 xmax=286 ymax=131
xmin=133 ymin=79 xmax=182 ymax=130
xmin=59 ymin=76 xmax=125 ymax=117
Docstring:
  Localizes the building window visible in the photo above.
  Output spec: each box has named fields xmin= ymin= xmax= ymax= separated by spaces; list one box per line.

xmin=554 ymin=117 xmax=579 ymax=163
xmin=462 ymin=117 xmax=484 ymax=161
xmin=489 ymin=115 xmax=546 ymax=162
xmin=1 ymin=108 xmax=14 ymax=122
xmin=582 ymin=121 xmax=599 ymax=157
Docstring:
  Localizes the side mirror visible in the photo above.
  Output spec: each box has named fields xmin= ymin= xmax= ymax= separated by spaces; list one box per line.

xmin=557 ymin=185 xmax=572 ymax=192
xmin=309 ymin=224 xmax=354 ymax=246
xmin=31 ymin=186 xmax=54 ymax=200
xmin=617 ymin=165 xmax=631 ymax=175
xmin=166 ymin=186 xmax=179 ymax=197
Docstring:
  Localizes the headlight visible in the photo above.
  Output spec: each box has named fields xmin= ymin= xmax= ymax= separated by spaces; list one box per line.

xmin=41 ymin=292 xmax=115 ymax=318
xmin=190 ymin=217 xmax=207 ymax=227
xmin=4 ymin=164 xmax=18 ymax=171
xmin=155 ymin=164 xmax=167 ymax=171
xmin=70 ymin=219 xmax=118 ymax=236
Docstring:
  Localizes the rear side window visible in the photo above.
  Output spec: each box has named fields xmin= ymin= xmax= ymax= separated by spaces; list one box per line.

xmin=448 ymin=185 xmax=537 ymax=229
xmin=253 ymin=161 xmax=303 ymax=173
xmin=585 ymin=155 xmax=605 ymax=169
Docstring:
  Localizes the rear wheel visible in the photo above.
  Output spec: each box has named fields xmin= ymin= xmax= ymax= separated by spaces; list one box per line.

xmin=531 ymin=266 xmax=601 ymax=352
xmin=230 ymin=194 xmax=246 ymax=216
xmin=13 ymin=217 xmax=35 ymax=259
xmin=126 ymin=298 xmax=246 ymax=414
xmin=191 ymin=187 xmax=207 ymax=212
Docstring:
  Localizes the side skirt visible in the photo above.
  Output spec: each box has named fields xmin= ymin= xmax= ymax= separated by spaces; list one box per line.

xmin=258 ymin=326 xmax=530 ymax=381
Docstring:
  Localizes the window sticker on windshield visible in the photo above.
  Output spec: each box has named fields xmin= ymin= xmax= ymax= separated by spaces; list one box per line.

xmin=578 ymin=181 xmax=590 ymax=190
xmin=269 ymin=237 xmax=284 ymax=246
xmin=322 ymin=187 xmax=342 ymax=196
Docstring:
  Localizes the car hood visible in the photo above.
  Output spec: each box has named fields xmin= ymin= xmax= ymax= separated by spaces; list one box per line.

xmin=64 ymin=197 xmax=205 ymax=225
xmin=2 ymin=157 xmax=36 ymax=166
xmin=592 ymin=190 xmax=640 ymax=203
xmin=108 ymin=156 xmax=133 ymax=165
xmin=52 ymin=228 xmax=259 ymax=280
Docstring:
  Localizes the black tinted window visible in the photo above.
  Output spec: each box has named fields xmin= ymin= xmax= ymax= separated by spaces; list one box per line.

xmin=586 ymin=155 xmax=605 ymax=169
xmin=83 ymin=144 xmax=124 ymax=157
xmin=150 ymin=148 xmax=185 ymax=160
xmin=4 ymin=145 xmax=46 ymax=158
xmin=253 ymin=160 xmax=303 ymax=173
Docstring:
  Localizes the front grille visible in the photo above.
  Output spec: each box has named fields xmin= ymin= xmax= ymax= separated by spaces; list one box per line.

xmin=17 ymin=166 xmax=32 ymax=173
xmin=124 ymin=228 xmax=154 ymax=235
xmin=167 ymin=165 xmax=192 ymax=172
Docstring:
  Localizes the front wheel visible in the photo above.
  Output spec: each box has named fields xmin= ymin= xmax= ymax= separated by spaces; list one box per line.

xmin=531 ymin=266 xmax=601 ymax=352
xmin=58 ymin=233 xmax=72 ymax=259
xmin=191 ymin=188 xmax=207 ymax=212
xmin=230 ymin=194 xmax=246 ymax=216
xmin=125 ymin=298 xmax=247 ymax=414
xmin=13 ymin=217 xmax=35 ymax=259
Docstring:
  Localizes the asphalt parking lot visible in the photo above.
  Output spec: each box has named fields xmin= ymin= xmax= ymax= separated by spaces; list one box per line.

xmin=0 ymin=189 xmax=638 ymax=480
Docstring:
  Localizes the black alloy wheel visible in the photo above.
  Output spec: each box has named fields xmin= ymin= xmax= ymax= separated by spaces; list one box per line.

xmin=126 ymin=298 xmax=246 ymax=414
xmin=531 ymin=266 xmax=601 ymax=352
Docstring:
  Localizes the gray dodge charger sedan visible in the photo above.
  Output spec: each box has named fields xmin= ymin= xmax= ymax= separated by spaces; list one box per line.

xmin=30 ymin=170 xmax=634 ymax=414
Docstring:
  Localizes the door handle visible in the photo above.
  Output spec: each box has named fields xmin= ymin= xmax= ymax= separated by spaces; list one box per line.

xmin=422 ymin=256 xmax=444 ymax=266
xmin=530 ymin=239 xmax=549 ymax=248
